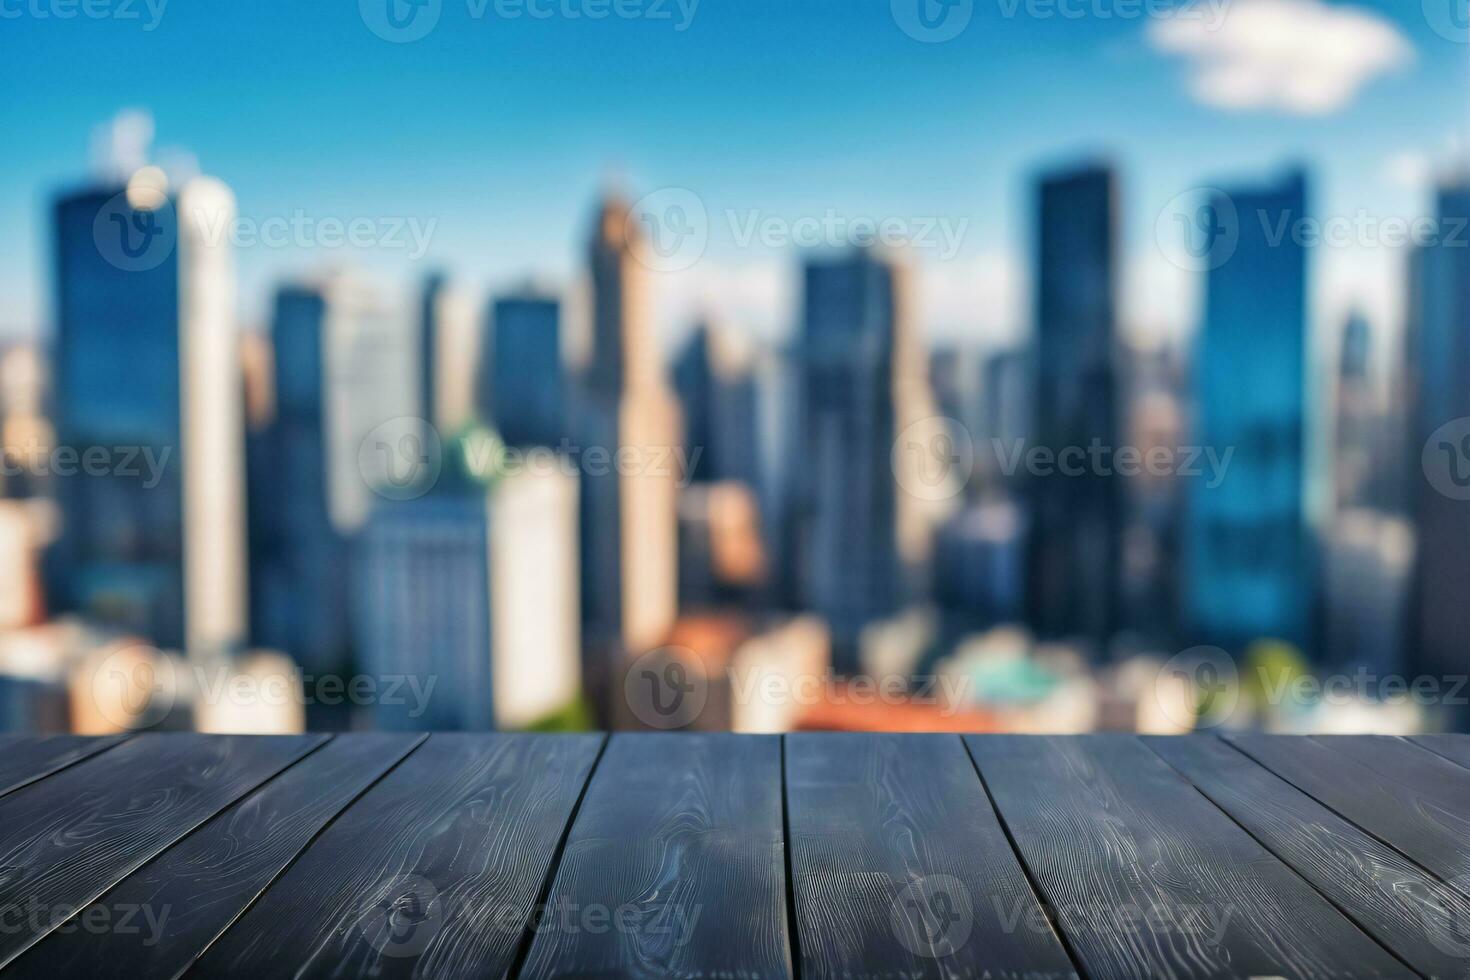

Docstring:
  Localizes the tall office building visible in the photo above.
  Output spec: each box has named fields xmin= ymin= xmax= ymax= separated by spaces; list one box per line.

xmin=576 ymin=196 xmax=680 ymax=671
xmin=487 ymin=288 xmax=563 ymax=448
xmin=1028 ymin=163 xmax=1121 ymax=656
xmin=673 ymin=321 xmax=761 ymax=488
xmin=795 ymin=246 xmax=936 ymax=666
xmin=1407 ymin=179 xmax=1470 ymax=688
xmin=1334 ymin=311 xmax=1375 ymax=511
xmin=51 ymin=169 xmax=245 ymax=656
xmin=250 ymin=274 xmax=418 ymax=678
xmin=356 ymin=432 xmax=581 ymax=731
xmin=418 ymin=273 xmax=477 ymax=435
xmin=1185 ymin=170 xmax=1314 ymax=654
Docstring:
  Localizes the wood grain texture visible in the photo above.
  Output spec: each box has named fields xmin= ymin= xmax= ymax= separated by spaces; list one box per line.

xmin=517 ymin=733 xmax=792 ymax=980
xmin=1228 ymin=734 xmax=1470 ymax=889
xmin=786 ymin=732 xmax=1078 ymax=980
xmin=0 ymin=734 xmax=129 ymax=799
xmin=967 ymin=735 xmax=1412 ymax=980
xmin=1149 ymin=735 xmax=1466 ymax=979
xmin=189 ymin=733 xmax=604 ymax=980
xmin=1408 ymin=734 xmax=1470 ymax=772
xmin=4 ymin=733 xmax=424 ymax=980
xmin=0 ymin=733 xmax=323 ymax=968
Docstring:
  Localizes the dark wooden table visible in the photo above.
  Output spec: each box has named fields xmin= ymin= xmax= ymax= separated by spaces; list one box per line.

xmin=0 ymin=733 xmax=1466 ymax=979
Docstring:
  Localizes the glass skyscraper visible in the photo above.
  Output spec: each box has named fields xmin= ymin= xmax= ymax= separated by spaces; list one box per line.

xmin=51 ymin=174 xmax=245 ymax=656
xmin=488 ymin=289 xmax=563 ymax=449
xmin=1028 ymin=163 xmax=1121 ymax=655
xmin=1185 ymin=170 xmax=1314 ymax=653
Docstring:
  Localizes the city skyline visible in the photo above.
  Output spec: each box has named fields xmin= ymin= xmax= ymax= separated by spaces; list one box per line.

xmin=2 ymin=0 xmax=1465 ymax=356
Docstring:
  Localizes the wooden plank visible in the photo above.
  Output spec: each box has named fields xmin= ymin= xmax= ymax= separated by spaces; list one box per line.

xmin=191 ymin=733 xmax=603 ymax=979
xmin=3 ymin=733 xmax=424 ymax=980
xmin=966 ymin=735 xmax=1412 ymax=980
xmin=1408 ymin=733 xmax=1470 ymax=772
xmin=0 ymin=733 xmax=322 ymax=968
xmin=786 ymin=732 xmax=1078 ymax=979
xmin=1228 ymin=734 xmax=1470 ymax=887
xmin=0 ymin=734 xmax=128 ymax=799
xmin=1150 ymin=735 xmax=1465 ymax=979
xmin=517 ymin=733 xmax=791 ymax=980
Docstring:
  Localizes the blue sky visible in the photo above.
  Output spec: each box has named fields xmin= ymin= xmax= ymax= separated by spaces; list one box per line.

xmin=1 ymin=0 xmax=1465 ymax=350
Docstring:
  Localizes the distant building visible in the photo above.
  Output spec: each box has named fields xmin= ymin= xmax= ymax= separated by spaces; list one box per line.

xmin=1334 ymin=311 xmax=1375 ymax=511
xmin=576 ymin=196 xmax=681 ymax=688
xmin=981 ymin=348 xmax=1029 ymax=490
xmin=1324 ymin=510 xmax=1412 ymax=675
xmin=50 ymin=172 xmax=245 ymax=656
xmin=1184 ymin=170 xmax=1314 ymax=654
xmin=795 ymin=247 xmax=937 ymax=667
xmin=1406 ymin=179 xmax=1470 ymax=690
xmin=250 ymin=274 xmax=418 ymax=680
xmin=934 ymin=498 xmax=1028 ymax=641
xmin=1027 ymin=163 xmax=1122 ymax=656
xmin=673 ymin=321 xmax=761 ymax=488
xmin=419 ymin=273 xmax=477 ymax=435
xmin=355 ymin=428 xmax=580 ymax=731
xmin=487 ymin=288 xmax=563 ymax=448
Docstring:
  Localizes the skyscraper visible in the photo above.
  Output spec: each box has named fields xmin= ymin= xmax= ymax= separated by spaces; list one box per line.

xmin=51 ymin=169 xmax=245 ymax=656
xmin=1184 ymin=170 xmax=1314 ymax=654
xmin=673 ymin=321 xmax=761 ymax=488
xmin=250 ymin=274 xmax=418 ymax=679
xmin=487 ymin=287 xmax=563 ymax=449
xmin=1406 ymin=179 xmax=1470 ymax=689
xmin=1334 ymin=310 xmax=1374 ymax=511
xmin=1028 ymin=163 xmax=1121 ymax=656
xmin=795 ymin=246 xmax=936 ymax=666
xmin=576 ymin=196 xmax=680 ymax=674
xmin=419 ymin=273 xmax=478 ymax=435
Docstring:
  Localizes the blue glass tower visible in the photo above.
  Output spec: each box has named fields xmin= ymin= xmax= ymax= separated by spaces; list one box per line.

xmin=1028 ymin=163 xmax=1121 ymax=654
xmin=51 ymin=186 xmax=185 ymax=646
xmin=487 ymin=290 xmax=562 ymax=449
xmin=1185 ymin=170 xmax=1314 ymax=653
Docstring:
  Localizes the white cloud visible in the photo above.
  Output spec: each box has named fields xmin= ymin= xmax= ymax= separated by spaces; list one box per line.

xmin=1149 ymin=0 xmax=1413 ymax=115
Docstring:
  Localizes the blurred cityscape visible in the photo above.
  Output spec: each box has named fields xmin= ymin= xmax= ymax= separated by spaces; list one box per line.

xmin=3 ymin=0 xmax=1469 ymax=736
